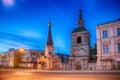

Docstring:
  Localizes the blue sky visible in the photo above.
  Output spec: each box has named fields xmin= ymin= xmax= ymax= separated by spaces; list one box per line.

xmin=0 ymin=0 xmax=120 ymax=54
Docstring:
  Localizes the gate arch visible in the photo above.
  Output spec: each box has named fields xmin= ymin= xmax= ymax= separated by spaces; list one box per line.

xmin=75 ymin=62 xmax=81 ymax=70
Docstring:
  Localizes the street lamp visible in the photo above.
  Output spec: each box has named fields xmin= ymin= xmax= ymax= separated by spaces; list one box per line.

xmin=19 ymin=48 xmax=25 ymax=52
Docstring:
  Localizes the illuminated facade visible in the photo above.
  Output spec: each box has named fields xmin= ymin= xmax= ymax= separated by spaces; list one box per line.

xmin=37 ymin=19 xmax=61 ymax=70
xmin=0 ymin=48 xmax=22 ymax=67
xmin=97 ymin=19 xmax=120 ymax=70
xmin=0 ymin=52 xmax=7 ymax=67
xmin=69 ymin=10 xmax=91 ymax=70
xmin=1 ymin=11 xmax=120 ymax=71
xmin=8 ymin=48 xmax=15 ymax=67
xmin=20 ymin=50 xmax=39 ymax=68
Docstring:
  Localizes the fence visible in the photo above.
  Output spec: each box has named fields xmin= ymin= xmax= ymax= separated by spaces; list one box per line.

xmin=0 ymin=61 xmax=120 ymax=71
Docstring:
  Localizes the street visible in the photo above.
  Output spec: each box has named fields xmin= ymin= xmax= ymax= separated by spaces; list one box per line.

xmin=0 ymin=70 xmax=120 ymax=80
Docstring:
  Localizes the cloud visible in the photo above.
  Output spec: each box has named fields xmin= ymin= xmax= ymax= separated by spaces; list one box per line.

xmin=18 ymin=29 xmax=42 ymax=38
xmin=0 ymin=31 xmax=44 ymax=52
xmin=2 ymin=0 xmax=15 ymax=7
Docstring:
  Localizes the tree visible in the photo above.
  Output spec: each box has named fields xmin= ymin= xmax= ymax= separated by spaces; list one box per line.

xmin=91 ymin=43 xmax=97 ymax=58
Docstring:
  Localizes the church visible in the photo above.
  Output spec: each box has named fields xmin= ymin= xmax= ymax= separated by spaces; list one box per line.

xmin=65 ymin=10 xmax=96 ymax=70
xmin=37 ymin=19 xmax=62 ymax=70
xmin=69 ymin=10 xmax=91 ymax=70
xmin=37 ymin=10 xmax=97 ymax=70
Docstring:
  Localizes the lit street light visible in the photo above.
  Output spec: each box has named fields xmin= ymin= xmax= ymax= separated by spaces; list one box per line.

xmin=19 ymin=48 xmax=25 ymax=52
xmin=1 ymin=53 xmax=4 ymax=56
xmin=13 ymin=48 xmax=26 ymax=68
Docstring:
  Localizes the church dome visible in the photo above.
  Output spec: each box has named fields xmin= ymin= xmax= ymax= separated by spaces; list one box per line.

xmin=72 ymin=27 xmax=87 ymax=33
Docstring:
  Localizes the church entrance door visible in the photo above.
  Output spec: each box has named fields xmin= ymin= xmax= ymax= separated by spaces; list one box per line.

xmin=75 ymin=62 xmax=81 ymax=70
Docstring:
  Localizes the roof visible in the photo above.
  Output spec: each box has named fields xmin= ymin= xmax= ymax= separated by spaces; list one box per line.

xmin=56 ymin=53 xmax=70 ymax=56
xmin=97 ymin=18 xmax=120 ymax=26
xmin=47 ymin=26 xmax=53 ymax=46
xmin=72 ymin=27 xmax=87 ymax=33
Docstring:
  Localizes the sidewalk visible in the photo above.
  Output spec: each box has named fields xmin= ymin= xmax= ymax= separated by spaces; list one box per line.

xmin=0 ymin=67 xmax=37 ymax=72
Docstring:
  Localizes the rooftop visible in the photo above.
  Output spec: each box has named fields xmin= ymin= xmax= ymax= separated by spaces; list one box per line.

xmin=72 ymin=27 xmax=87 ymax=33
xmin=97 ymin=18 xmax=120 ymax=26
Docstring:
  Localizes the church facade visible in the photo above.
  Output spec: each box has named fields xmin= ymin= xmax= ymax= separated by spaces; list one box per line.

xmin=69 ymin=10 xmax=95 ymax=70
xmin=37 ymin=19 xmax=61 ymax=70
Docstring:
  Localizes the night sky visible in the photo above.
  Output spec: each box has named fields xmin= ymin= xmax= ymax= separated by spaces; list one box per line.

xmin=0 ymin=0 xmax=120 ymax=54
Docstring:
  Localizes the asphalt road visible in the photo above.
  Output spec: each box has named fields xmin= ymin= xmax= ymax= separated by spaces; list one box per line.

xmin=0 ymin=71 xmax=120 ymax=80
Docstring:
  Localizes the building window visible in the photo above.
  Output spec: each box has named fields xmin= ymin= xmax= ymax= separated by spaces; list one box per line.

xmin=77 ymin=37 xmax=81 ymax=43
xmin=103 ymin=45 xmax=109 ymax=53
xmin=118 ymin=43 xmax=120 ymax=52
xmin=117 ymin=28 xmax=120 ymax=36
xmin=103 ymin=31 xmax=108 ymax=38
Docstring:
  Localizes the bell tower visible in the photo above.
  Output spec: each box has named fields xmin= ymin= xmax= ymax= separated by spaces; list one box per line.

xmin=70 ymin=10 xmax=90 ymax=70
xmin=78 ymin=10 xmax=84 ymax=27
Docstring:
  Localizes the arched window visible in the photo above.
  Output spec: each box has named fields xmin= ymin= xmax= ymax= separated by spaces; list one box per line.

xmin=77 ymin=37 xmax=82 ymax=43
xmin=49 ymin=52 xmax=51 ymax=54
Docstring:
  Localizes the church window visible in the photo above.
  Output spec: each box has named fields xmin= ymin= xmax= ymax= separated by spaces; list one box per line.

xmin=77 ymin=37 xmax=82 ymax=43
xmin=49 ymin=52 xmax=51 ymax=54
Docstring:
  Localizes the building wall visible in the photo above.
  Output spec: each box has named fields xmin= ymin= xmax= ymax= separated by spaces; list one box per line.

xmin=45 ymin=45 xmax=54 ymax=70
xmin=13 ymin=50 xmax=22 ymax=68
xmin=88 ymin=63 xmax=96 ymax=70
xmin=20 ymin=50 xmax=40 ymax=68
xmin=0 ymin=53 xmax=7 ymax=66
xmin=8 ymin=49 xmax=15 ymax=67
xmin=97 ymin=20 xmax=120 ymax=70
xmin=70 ymin=30 xmax=90 ymax=70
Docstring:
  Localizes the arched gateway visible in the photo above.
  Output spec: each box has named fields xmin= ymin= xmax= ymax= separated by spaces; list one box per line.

xmin=75 ymin=62 xmax=81 ymax=70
